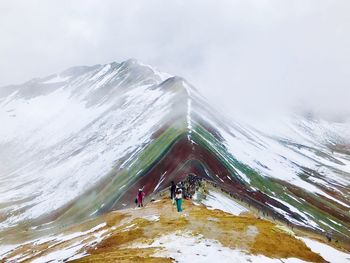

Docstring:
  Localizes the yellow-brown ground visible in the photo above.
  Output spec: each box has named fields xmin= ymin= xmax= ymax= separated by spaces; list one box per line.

xmin=4 ymin=196 xmax=328 ymax=263
xmin=73 ymin=198 xmax=325 ymax=263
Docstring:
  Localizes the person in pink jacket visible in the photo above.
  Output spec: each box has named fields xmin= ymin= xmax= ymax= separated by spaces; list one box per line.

xmin=137 ymin=188 xmax=145 ymax=207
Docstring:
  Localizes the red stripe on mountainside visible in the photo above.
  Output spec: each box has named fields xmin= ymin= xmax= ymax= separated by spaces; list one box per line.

xmin=114 ymin=135 xmax=304 ymax=225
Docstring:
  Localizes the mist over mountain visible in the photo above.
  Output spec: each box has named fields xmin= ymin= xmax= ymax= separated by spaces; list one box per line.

xmin=0 ymin=60 xmax=349 ymax=262
xmin=1 ymin=0 xmax=350 ymax=118
xmin=1 ymin=1 xmax=350 ymax=261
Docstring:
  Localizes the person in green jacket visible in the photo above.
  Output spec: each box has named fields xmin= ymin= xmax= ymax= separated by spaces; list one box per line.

xmin=175 ymin=188 xmax=183 ymax=212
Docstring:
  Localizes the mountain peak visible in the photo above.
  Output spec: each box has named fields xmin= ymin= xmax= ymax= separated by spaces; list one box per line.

xmin=122 ymin=58 xmax=140 ymax=66
xmin=1 ymin=59 xmax=349 ymax=259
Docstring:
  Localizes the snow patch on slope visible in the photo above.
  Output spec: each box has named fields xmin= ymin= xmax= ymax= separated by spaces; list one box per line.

xmin=300 ymin=238 xmax=350 ymax=263
xmin=134 ymin=231 xmax=309 ymax=263
xmin=202 ymin=190 xmax=248 ymax=216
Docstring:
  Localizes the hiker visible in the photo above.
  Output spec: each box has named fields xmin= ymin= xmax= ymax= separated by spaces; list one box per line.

xmin=137 ymin=188 xmax=145 ymax=207
xmin=177 ymin=182 xmax=185 ymax=197
xmin=170 ymin=181 xmax=176 ymax=203
xmin=175 ymin=188 xmax=183 ymax=212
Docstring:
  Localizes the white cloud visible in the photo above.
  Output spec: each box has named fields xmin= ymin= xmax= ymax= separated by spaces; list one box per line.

xmin=0 ymin=0 xmax=349 ymax=118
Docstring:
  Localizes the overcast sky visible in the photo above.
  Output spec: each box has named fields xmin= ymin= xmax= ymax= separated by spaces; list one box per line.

xmin=0 ymin=0 xmax=349 ymax=118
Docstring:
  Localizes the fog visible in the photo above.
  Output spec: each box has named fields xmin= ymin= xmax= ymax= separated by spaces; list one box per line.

xmin=1 ymin=0 xmax=349 ymax=119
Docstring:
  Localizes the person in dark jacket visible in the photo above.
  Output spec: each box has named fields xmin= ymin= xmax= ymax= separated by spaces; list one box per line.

xmin=170 ymin=181 xmax=176 ymax=203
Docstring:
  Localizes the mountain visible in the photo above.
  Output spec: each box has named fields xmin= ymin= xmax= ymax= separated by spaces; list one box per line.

xmin=0 ymin=59 xmax=349 ymax=261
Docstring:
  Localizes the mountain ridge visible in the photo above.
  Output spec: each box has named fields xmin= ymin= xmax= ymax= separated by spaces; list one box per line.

xmin=0 ymin=59 xmax=349 ymax=250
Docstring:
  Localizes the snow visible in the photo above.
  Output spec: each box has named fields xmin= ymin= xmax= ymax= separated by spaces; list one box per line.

xmin=142 ymin=215 xmax=160 ymax=222
xmin=121 ymin=223 xmax=137 ymax=232
xmin=33 ymin=222 xmax=106 ymax=245
xmin=30 ymin=242 xmax=85 ymax=263
xmin=3 ymin=222 xmax=108 ymax=262
xmin=184 ymin=80 xmax=193 ymax=143
xmin=211 ymin=113 xmax=350 ymax=199
xmin=270 ymin=198 xmax=321 ymax=229
xmin=153 ymin=172 xmax=166 ymax=192
xmin=133 ymin=231 xmax=309 ymax=263
xmin=300 ymin=238 xmax=350 ymax=263
xmin=89 ymin=64 xmax=111 ymax=81
xmin=1 ymin=58 xmax=349 ymax=249
xmin=196 ymin=112 xmax=350 ymax=230
xmin=235 ymin=168 xmax=251 ymax=183
xmin=137 ymin=60 xmax=172 ymax=81
xmin=202 ymin=190 xmax=248 ymax=216
xmin=268 ymin=204 xmax=317 ymax=228
xmin=317 ymin=191 xmax=350 ymax=209
xmin=0 ymin=244 xmax=19 ymax=258
xmin=0 ymin=61 xmax=178 ymax=229
xmin=42 ymin=74 xmax=71 ymax=83
xmin=90 ymin=222 xmax=107 ymax=232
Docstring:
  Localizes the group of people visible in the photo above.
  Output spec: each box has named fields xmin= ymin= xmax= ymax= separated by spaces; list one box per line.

xmin=135 ymin=180 xmax=189 ymax=213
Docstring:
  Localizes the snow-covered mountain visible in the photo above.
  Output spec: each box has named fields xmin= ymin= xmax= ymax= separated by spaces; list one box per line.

xmin=0 ymin=59 xmax=349 ymax=252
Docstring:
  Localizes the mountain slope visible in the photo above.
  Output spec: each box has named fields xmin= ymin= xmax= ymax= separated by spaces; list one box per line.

xmin=2 ymin=188 xmax=350 ymax=263
xmin=0 ymin=59 xmax=349 ymax=254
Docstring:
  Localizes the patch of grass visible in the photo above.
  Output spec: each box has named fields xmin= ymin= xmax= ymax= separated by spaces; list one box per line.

xmin=188 ymin=204 xmax=325 ymax=262
xmin=251 ymin=221 xmax=324 ymax=262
